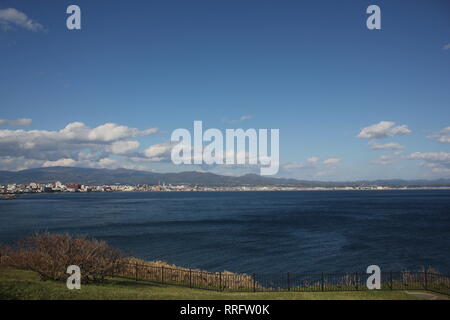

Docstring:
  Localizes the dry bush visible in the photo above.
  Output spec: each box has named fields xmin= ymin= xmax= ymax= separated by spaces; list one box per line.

xmin=0 ymin=244 xmax=12 ymax=265
xmin=1 ymin=233 xmax=124 ymax=283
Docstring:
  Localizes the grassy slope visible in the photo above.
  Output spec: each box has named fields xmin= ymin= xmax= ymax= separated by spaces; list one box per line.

xmin=0 ymin=267 xmax=424 ymax=300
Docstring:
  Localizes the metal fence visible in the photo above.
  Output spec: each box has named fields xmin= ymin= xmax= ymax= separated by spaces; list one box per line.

xmin=113 ymin=263 xmax=450 ymax=296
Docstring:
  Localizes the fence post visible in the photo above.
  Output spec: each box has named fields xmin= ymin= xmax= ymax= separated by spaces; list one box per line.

xmin=287 ymin=272 xmax=290 ymax=291
xmin=355 ymin=273 xmax=358 ymax=291
xmin=321 ymin=273 xmax=324 ymax=292
xmin=161 ymin=266 xmax=164 ymax=284
xmin=219 ymin=272 xmax=222 ymax=291
xmin=200 ymin=271 xmax=203 ymax=287
xmin=424 ymin=269 xmax=428 ymax=290
xmin=390 ymin=271 xmax=393 ymax=290
xmin=189 ymin=268 xmax=192 ymax=288
xmin=253 ymin=273 xmax=256 ymax=292
xmin=135 ymin=262 xmax=138 ymax=282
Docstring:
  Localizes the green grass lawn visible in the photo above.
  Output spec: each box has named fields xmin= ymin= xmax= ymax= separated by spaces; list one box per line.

xmin=0 ymin=266 xmax=434 ymax=300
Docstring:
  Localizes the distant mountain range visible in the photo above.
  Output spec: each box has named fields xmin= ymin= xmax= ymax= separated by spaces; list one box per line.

xmin=0 ymin=166 xmax=449 ymax=187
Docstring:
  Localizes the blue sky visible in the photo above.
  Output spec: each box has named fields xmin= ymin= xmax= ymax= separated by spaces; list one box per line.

xmin=0 ymin=0 xmax=450 ymax=180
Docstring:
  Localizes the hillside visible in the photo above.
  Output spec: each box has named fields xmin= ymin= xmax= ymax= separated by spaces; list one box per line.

xmin=1 ymin=166 xmax=450 ymax=187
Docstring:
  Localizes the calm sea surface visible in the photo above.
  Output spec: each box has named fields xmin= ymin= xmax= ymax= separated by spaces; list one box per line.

xmin=0 ymin=190 xmax=449 ymax=274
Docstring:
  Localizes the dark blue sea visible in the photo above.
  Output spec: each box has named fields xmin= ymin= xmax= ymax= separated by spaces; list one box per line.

xmin=1 ymin=190 xmax=449 ymax=274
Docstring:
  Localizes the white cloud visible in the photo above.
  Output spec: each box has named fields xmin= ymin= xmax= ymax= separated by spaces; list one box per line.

xmin=407 ymin=152 xmax=450 ymax=175
xmin=283 ymin=157 xmax=319 ymax=169
xmin=0 ymin=121 xmax=159 ymax=170
xmin=0 ymin=8 xmax=44 ymax=32
xmin=42 ymin=158 xmax=77 ymax=167
xmin=97 ymin=158 xmax=118 ymax=167
xmin=368 ymin=141 xmax=405 ymax=150
xmin=428 ymin=126 xmax=450 ymax=143
xmin=0 ymin=121 xmax=157 ymax=156
xmin=0 ymin=156 xmax=43 ymax=171
xmin=323 ymin=158 xmax=341 ymax=165
xmin=423 ymin=163 xmax=450 ymax=174
xmin=0 ymin=118 xmax=32 ymax=127
xmin=239 ymin=115 xmax=252 ymax=121
xmin=315 ymin=169 xmax=336 ymax=177
xmin=54 ymin=122 xmax=158 ymax=143
xmin=224 ymin=115 xmax=253 ymax=124
xmin=108 ymin=140 xmax=140 ymax=155
xmin=282 ymin=162 xmax=307 ymax=170
xmin=85 ymin=123 xmax=157 ymax=142
xmin=143 ymin=142 xmax=173 ymax=160
xmin=0 ymin=155 xmax=128 ymax=171
xmin=307 ymin=157 xmax=319 ymax=164
xmin=282 ymin=156 xmax=341 ymax=178
xmin=357 ymin=121 xmax=411 ymax=139
xmin=408 ymin=152 xmax=450 ymax=162
xmin=372 ymin=152 xmax=404 ymax=165
xmin=443 ymin=44 xmax=450 ymax=50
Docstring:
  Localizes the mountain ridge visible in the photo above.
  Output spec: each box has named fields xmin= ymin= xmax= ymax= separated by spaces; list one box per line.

xmin=0 ymin=166 xmax=450 ymax=187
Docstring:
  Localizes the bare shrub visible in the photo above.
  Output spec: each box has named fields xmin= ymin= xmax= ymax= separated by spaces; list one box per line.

xmin=1 ymin=233 xmax=124 ymax=283
xmin=0 ymin=244 xmax=13 ymax=265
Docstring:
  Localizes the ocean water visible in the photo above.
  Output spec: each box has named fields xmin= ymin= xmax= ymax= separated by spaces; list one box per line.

xmin=0 ymin=190 xmax=449 ymax=274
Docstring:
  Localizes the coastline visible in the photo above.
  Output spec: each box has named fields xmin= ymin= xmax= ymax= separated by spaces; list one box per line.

xmin=2 ymin=186 xmax=450 ymax=196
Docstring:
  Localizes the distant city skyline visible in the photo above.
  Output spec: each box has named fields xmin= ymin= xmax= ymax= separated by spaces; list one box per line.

xmin=1 ymin=1 xmax=450 ymax=181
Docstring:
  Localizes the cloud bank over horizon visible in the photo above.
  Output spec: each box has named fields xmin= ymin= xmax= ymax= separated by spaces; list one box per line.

xmin=0 ymin=117 xmax=448 ymax=179
xmin=0 ymin=121 xmax=161 ymax=171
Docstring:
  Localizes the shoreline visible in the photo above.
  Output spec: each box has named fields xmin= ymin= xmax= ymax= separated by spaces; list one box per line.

xmin=2 ymin=186 xmax=450 ymax=196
